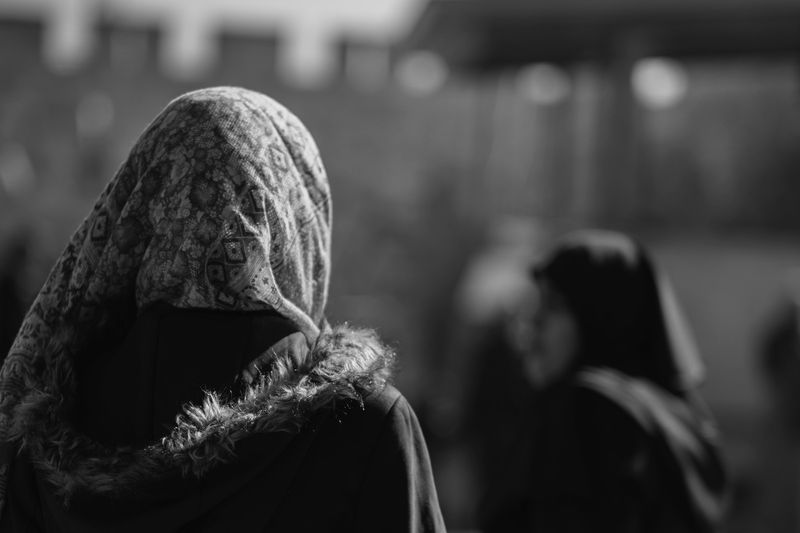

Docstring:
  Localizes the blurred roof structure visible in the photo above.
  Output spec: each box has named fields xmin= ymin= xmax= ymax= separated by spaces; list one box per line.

xmin=406 ymin=0 xmax=800 ymax=69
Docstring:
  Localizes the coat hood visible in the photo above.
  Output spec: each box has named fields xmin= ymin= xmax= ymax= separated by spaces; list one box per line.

xmin=8 ymin=325 xmax=394 ymax=501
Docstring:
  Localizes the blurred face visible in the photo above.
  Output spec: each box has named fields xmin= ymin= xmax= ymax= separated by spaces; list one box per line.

xmin=511 ymin=280 xmax=581 ymax=388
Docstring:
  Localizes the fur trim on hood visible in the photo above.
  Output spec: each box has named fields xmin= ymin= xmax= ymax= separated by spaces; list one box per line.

xmin=7 ymin=325 xmax=394 ymax=500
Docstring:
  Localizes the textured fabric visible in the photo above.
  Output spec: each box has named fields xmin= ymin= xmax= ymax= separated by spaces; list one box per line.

xmin=15 ymin=321 xmax=394 ymax=499
xmin=0 ymin=87 xmax=332 ymax=512
xmin=532 ymin=229 xmax=704 ymax=395
xmin=0 ymin=305 xmax=447 ymax=533
xmin=2 ymin=387 xmax=446 ymax=533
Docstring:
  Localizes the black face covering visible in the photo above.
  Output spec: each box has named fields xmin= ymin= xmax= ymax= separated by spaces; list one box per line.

xmin=533 ymin=230 xmax=704 ymax=396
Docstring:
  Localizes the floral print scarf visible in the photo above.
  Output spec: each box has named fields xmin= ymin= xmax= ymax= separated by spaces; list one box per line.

xmin=0 ymin=86 xmax=332 ymax=511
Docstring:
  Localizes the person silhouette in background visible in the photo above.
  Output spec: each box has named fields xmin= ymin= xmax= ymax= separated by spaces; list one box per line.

xmin=742 ymin=276 xmax=800 ymax=533
xmin=0 ymin=87 xmax=445 ymax=532
xmin=481 ymin=230 xmax=727 ymax=533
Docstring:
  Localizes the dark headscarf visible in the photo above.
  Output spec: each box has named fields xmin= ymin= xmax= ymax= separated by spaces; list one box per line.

xmin=530 ymin=231 xmax=727 ymax=529
xmin=533 ymin=230 xmax=704 ymax=396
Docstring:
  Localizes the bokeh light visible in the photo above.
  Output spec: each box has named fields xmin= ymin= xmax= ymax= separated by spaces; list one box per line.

xmin=516 ymin=63 xmax=572 ymax=105
xmin=395 ymin=50 xmax=448 ymax=95
xmin=632 ymin=57 xmax=689 ymax=109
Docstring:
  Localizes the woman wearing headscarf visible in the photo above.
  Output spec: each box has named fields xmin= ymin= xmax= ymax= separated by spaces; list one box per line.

xmin=481 ymin=230 xmax=727 ymax=533
xmin=0 ymin=87 xmax=446 ymax=532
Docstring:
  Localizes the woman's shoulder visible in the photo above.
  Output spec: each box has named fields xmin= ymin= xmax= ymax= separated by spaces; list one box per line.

xmin=539 ymin=378 xmax=644 ymax=429
xmin=304 ymin=384 xmax=427 ymax=482
xmin=572 ymin=369 xmax=657 ymax=434
xmin=570 ymin=383 xmax=653 ymax=462
xmin=532 ymin=381 xmax=649 ymax=462
xmin=573 ymin=383 xmax=640 ymax=423
xmin=361 ymin=384 xmax=403 ymax=415
xmin=355 ymin=384 xmax=423 ymax=437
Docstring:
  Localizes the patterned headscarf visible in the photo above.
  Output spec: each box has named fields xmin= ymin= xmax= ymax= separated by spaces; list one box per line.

xmin=0 ymin=87 xmax=331 ymax=505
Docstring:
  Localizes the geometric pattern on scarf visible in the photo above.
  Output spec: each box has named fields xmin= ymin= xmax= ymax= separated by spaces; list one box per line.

xmin=0 ymin=87 xmax=332 ymax=511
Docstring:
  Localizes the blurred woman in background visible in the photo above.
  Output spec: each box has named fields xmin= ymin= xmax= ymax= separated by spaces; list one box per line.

xmin=740 ymin=275 xmax=800 ymax=533
xmin=481 ymin=230 xmax=727 ymax=532
xmin=0 ymin=87 xmax=445 ymax=532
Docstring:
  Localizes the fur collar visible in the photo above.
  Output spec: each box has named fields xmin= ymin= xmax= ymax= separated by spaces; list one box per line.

xmin=8 ymin=325 xmax=394 ymax=499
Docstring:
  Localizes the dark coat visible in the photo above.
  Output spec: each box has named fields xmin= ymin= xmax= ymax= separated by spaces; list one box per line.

xmin=480 ymin=379 xmax=725 ymax=533
xmin=1 ymin=305 xmax=446 ymax=533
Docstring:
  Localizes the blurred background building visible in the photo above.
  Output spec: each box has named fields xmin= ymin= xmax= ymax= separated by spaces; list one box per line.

xmin=2 ymin=0 xmax=800 ymax=530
